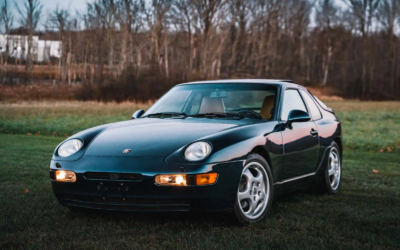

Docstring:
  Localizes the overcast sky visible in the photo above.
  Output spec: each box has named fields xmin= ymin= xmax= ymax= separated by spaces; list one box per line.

xmin=14 ymin=0 xmax=87 ymax=13
xmin=13 ymin=0 xmax=87 ymax=25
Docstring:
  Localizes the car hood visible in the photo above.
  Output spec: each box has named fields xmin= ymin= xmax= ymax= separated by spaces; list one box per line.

xmin=84 ymin=118 xmax=251 ymax=157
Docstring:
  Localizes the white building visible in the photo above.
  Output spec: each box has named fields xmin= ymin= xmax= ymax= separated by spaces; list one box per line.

xmin=0 ymin=34 xmax=61 ymax=62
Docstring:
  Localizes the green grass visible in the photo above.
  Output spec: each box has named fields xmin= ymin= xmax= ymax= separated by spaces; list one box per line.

xmin=0 ymin=101 xmax=399 ymax=152
xmin=0 ymin=134 xmax=399 ymax=249
xmin=0 ymin=101 xmax=399 ymax=249
xmin=326 ymin=101 xmax=400 ymax=152
xmin=0 ymin=101 xmax=148 ymax=137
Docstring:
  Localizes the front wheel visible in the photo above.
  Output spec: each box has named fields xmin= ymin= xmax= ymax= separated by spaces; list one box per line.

xmin=233 ymin=154 xmax=274 ymax=225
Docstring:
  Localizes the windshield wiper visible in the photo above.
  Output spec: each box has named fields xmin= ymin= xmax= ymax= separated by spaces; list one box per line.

xmin=143 ymin=112 xmax=244 ymax=119
xmin=189 ymin=112 xmax=244 ymax=119
xmin=142 ymin=112 xmax=188 ymax=119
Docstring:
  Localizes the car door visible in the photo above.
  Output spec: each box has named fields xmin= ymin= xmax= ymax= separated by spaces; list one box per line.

xmin=279 ymin=88 xmax=320 ymax=180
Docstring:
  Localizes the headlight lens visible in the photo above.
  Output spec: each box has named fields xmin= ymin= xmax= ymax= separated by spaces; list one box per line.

xmin=184 ymin=142 xmax=212 ymax=161
xmin=58 ymin=139 xmax=83 ymax=157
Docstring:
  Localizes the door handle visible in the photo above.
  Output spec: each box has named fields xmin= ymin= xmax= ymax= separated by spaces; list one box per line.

xmin=310 ymin=129 xmax=318 ymax=136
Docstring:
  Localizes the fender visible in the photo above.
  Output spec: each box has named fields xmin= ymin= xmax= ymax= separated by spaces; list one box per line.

xmin=165 ymin=121 xmax=281 ymax=164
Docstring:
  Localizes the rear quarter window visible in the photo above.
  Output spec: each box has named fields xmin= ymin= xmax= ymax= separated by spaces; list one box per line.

xmin=300 ymin=90 xmax=322 ymax=120
xmin=313 ymin=95 xmax=329 ymax=110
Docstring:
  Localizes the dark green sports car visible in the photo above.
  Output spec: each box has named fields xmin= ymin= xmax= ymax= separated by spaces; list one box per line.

xmin=50 ymin=79 xmax=342 ymax=224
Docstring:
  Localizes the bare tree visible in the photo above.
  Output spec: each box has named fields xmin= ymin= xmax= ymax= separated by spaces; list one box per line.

xmin=1 ymin=0 xmax=13 ymax=33
xmin=0 ymin=0 xmax=14 ymax=78
xmin=116 ymin=0 xmax=143 ymax=76
xmin=47 ymin=5 xmax=70 ymax=82
xmin=282 ymin=0 xmax=313 ymax=81
xmin=144 ymin=0 xmax=172 ymax=75
xmin=84 ymin=2 xmax=106 ymax=85
xmin=0 ymin=0 xmax=398 ymax=100
xmin=171 ymin=0 xmax=194 ymax=74
xmin=91 ymin=0 xmax=118 ymax=68
xmin=249 ymin=0 xmax=283 ymax=78
xmin=15 ymin=0 xmax=42 ymax=84
xmin=378 ymin=0 xmax=400 ymax=91
xmin=344 ymin=0 xmax=380 ymax=97
xmin=191 ymin=0 xmax=225 ymax=76
xmin=316 ymin=0 xmax=338 ymax=86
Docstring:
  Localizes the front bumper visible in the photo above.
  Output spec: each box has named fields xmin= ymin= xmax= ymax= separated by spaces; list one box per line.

xmin=50 ymin=156 xmax=244 ymax=212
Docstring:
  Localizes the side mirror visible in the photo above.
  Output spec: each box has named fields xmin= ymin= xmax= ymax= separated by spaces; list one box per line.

xmin=287 ymin=110 xmax=311 ymax=124
xmin=132 ymin=110 xmax=145 ymax=119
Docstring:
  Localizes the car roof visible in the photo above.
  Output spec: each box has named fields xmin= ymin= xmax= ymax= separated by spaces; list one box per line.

xmin=178 ymin=79 xmax=305 ymax=89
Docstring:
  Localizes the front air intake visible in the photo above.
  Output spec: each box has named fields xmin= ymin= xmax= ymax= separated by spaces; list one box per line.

xmin=84 ymin=172 xmax=143 ymax=181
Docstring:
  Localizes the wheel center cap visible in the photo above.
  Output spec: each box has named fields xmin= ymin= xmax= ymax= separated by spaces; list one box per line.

xmin=253 ymin=187 xmax=257 ymax=194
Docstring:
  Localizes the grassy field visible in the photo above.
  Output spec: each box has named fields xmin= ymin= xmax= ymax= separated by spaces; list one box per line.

xmin=0 ymin=101 xmax=399 ymax=249
xmin=0 ymin=101 xmax=399 ymax=152
xmin=0 ymin=101 xmax=149 ymax=137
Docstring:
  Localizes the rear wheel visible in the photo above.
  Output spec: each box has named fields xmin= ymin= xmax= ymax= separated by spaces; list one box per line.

xmin=320 ymin=142 xmax=342 ymax=194
xmin=234 ymin=154 xmax=274 ymax=225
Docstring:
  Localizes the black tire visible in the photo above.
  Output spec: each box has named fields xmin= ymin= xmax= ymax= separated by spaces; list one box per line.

xmin=233 ymin=154 xmax=274 ymax=225
xmin=319 ymin=141 xmax=342 ymax=194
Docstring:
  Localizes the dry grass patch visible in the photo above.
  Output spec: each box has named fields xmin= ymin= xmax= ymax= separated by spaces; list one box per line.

xmin=326 ymin=101 xmax=400 ymax=112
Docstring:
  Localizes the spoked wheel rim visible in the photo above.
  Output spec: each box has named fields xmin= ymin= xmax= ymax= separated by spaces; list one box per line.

xmin=328 ymin=148 xmax=341 ymax=190
xmin=237 ymin=162 xmax=270 ymax=220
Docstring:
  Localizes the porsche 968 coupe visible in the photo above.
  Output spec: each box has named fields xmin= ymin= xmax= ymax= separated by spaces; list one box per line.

xmin=50 ymin=79 xmax=342 ymax=224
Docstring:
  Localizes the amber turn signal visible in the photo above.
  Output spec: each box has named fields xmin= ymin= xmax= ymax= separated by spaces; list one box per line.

xmin=55 ymin=170 xmax=76 ymax=182
xmin=196 ymin=173 xmax=218 ymax=185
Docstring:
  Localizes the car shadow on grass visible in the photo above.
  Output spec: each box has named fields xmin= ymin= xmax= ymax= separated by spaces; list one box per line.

xmin=66 ymin=208 xmax=242 ymax=227
xmin=60 ymin=189 xmax=329 ymax=228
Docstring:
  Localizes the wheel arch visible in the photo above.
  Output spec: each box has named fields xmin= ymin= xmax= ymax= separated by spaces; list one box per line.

xmin=250 ymin=146 xmax=273 ymax=172
xmin=334 ymin=137 xmax=342 ymax=155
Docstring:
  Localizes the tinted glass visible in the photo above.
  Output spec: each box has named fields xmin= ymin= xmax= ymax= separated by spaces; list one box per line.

xmin=150 ymin=90 xmax=191 ymax=113
xmin=223 ymin=90 xmax=274 ymax=111
xmin=189 ymin=93 xmax=202 ymax=114
xmin=281 ymin=89 xmax=307 ymax=121
xmin=300 ymin=90 xmax=322 ymax=120
xmin=145 ymin=84 xmax=277 ymax=118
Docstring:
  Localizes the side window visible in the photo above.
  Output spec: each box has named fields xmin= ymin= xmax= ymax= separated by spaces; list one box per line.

xmin=300 ymin=90 xmax=322 ymax=120
xmin=281 ymin=89 xmax=307 ymax=121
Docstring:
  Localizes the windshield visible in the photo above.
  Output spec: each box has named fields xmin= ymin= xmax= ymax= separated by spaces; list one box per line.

xmin=145 ymin=83 xmax=277 ymax=120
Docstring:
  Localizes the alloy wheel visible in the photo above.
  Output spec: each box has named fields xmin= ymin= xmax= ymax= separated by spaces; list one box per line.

xmin=328 ymin=148 xmax=341 ymax=190
xmin=237 ymin=162 xmax=270 ymax=220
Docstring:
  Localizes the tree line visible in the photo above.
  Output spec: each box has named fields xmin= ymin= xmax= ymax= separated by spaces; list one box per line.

xmin=0 ymin=0 xmax=399 ymax=101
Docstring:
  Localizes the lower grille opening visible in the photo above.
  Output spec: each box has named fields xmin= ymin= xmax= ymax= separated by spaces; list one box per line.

xmin=60 ymin=195 xmax=191 ymax=212
xmin=84 ymin=172 xmax=143 ymax=181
